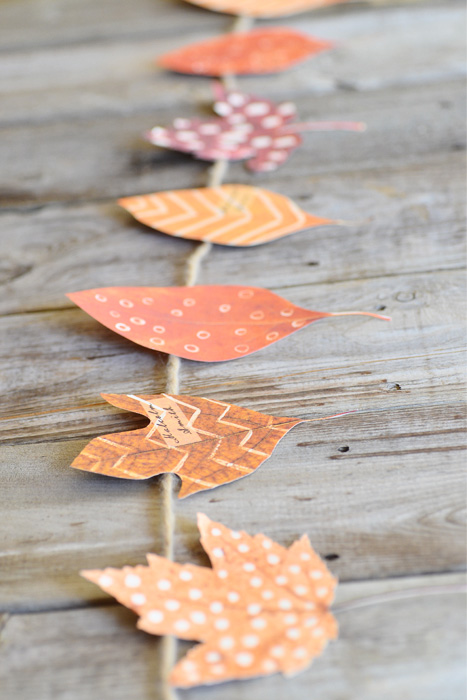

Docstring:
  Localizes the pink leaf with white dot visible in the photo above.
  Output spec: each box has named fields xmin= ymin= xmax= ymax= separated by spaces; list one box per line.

xmin=145 ymin=85 xmax=365 ymax=172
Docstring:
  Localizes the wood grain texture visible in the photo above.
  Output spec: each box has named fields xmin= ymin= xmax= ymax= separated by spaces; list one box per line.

xmin=1 ymin=0 xmax=466 ymax=697
xmin=0 ymin=573 xmax=465 ymax=700
xmin=0 ymin=152 xmax=464 ymax=316
xmin=1 ymin=78 xmax=465 ymax=207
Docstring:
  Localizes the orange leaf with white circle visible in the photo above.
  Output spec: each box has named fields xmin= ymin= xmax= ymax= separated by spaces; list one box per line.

xmin=158 ymin=28 xmax=333 ymax=76
xmin=66 ymin=285 xmax=390 ymax=362
xmin=82 ymin=513 xmax=338 ymax=687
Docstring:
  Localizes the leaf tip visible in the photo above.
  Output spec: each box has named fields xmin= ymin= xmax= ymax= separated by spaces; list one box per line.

xmin=100 ymin=392 xmax=118 ymax=402
xmin=143 ymin=129 xmax=157 ymax=144
xmin=305 ymin=214 xmax=335 ymax=228
xmin=196 ymin=512 xmax=212 ymax=533
xmin=80 ymin=568 xmax=101 ymax=584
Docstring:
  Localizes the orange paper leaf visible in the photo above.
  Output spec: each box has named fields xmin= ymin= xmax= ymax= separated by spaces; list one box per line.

xmin=70 ymin=393 xmax=306 ymax=497
xmin=82 ymin=513 xmax=338 ymax=686
xmin=158 ymin=28 xmax=333 ymax=76
xmin=67 ymin=285 xmax=390 ymax=362
xmin=119 ymin=185 xmax=332 ymax=247
xmin=185 ymin=0 xmax=349 ymax=17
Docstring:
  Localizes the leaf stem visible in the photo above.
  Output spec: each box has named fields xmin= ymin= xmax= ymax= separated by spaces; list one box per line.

xmin=327 ymin=310 xmax=392 ymax=321
xmin=302 ymin=410 xmax=356 ymax=423
xmin=288 ymin=121 xmax=367 ymax=133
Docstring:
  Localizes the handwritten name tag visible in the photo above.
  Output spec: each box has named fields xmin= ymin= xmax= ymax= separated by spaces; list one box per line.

xmin=141 ymin=396 xmax=202 ymax=447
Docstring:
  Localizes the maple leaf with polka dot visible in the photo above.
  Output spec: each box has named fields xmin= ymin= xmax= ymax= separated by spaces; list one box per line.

xmin=82 ymin=513 xmax=338 ymax=687
xmin=146 ymin=84 xmax=365 ymax=172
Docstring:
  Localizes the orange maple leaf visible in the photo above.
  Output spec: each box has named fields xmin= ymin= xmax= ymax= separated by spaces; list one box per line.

xmin=82 ymin=513 xmax=338 ymax=687
xmin=70 ymin=393 xmax=308 ymax=498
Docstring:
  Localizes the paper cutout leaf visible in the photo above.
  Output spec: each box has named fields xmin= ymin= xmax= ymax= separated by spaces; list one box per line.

xmin=158 ymin=29 xmax=333 ymax=76
xmin=185 ymin=0 xmax=349 ymax=17
xmin=66 ymin=285 xmax=390 ymax=362
xmin=146 ymin=85 xmax=365 ymax=172
xmin=70 ymin=393 xmax=306 ymax=498
xmin=82 ymin=513 xmax=338 ymax=686
xmin=119 ymin=185 xmax=333 ymax=247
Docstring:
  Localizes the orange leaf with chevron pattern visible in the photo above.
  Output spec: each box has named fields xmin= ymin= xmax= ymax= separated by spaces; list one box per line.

xmin=70 ymin=393 xmax=311 ymax=497
xmin=82 ymin=513 xmax=338 ymax=686
xmin=67 ymin=285 xmax=390 ymax=362
xmin=185 ymin=0 xmax=349 ymax=17
xmin=119 ymin=185 xmax=332 ymax=247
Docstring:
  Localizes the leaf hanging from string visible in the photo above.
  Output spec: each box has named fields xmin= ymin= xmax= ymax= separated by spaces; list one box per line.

xmin=185 ymin=0 xmax=349 ymax=17
xmin=119 ymin=185 xmax=333 ymax=247
xmin=146 ymin=85 xmax=365 ymax=173
xmin=71 ymin=393 xmax=309 ymax=497
xmin=82 ymin=513 xmax=338 ymax=686
xmin=67 ymin=285 xmax=390 ymax=362
xmin=158 ymin=28 xmax=333 ymax=76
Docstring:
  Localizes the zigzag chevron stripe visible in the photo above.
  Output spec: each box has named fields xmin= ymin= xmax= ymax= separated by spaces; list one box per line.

xmin=119 ymin=185 xmax=333 ymax=247
xmin=70 ymin=393 xmax=305 ymax=498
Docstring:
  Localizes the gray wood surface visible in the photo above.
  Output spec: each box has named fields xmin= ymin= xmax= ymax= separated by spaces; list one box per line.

xmin=0 ymin=0 xmax=466 ymax=698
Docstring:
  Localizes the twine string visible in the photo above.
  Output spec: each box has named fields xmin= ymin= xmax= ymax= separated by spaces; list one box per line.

xmin=159 ymin=13 xmax=252 ymax=697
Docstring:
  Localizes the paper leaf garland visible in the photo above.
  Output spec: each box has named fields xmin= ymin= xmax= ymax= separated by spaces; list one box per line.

xmin=118 ymin=185 xmax=333 ymax=247
xmin=66 ymin=285 xmax=390 ymax=362
xmin=146 ymin=85 xmax=365 ymax=172
xmin=71 ymin=393 xmax=305 ymax=497
xmin=185 ymin=0 xmax=349 ymax=17
xmin=158 ymin=28 xmax=333 ymax=76
xmin=82 ymin=513 xmax=338 ymax=686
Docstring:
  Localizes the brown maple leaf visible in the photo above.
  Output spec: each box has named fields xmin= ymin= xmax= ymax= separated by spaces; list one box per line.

xmin=70 ymin=393 xmax=307 ymax=498
xmin=82 ymin=513 xmax=338 ymax=687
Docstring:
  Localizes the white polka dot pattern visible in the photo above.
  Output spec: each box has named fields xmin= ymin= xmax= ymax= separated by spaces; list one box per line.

xmin=144 ymin=85 xmax=363 ymax=174
xmin=82 ymin=514 xmax=338 ymax=688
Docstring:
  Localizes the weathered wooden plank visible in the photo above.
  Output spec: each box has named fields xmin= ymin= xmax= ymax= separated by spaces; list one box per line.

xmin=0 ymin=151 xmax=465 ymax=316
xmin=0 ymin=200 xmax=197 ymax=315
xmin=0 ymin=573 xmax=465 ymax=700
xmin=0 ymin=0 xmax=225 ymax=52
xmin=2 ymin=395 xmax=465 ymax=609
xmin=0 ymin=436 xmax=167 ymax=612
xmin=0 ymin=0 xmax=446 ymax=52
xmin=0 ymin=77 xmax=464 ymax=207
xmin=1 ymin=271 xmax=465 ymax=444
xmin=0 ymin=4 xmax=464 ymax=125
xmin=0 ymin=0 xmax=465 ymax=696
xmin=1 ymin=268 xmax=465 ymax=433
